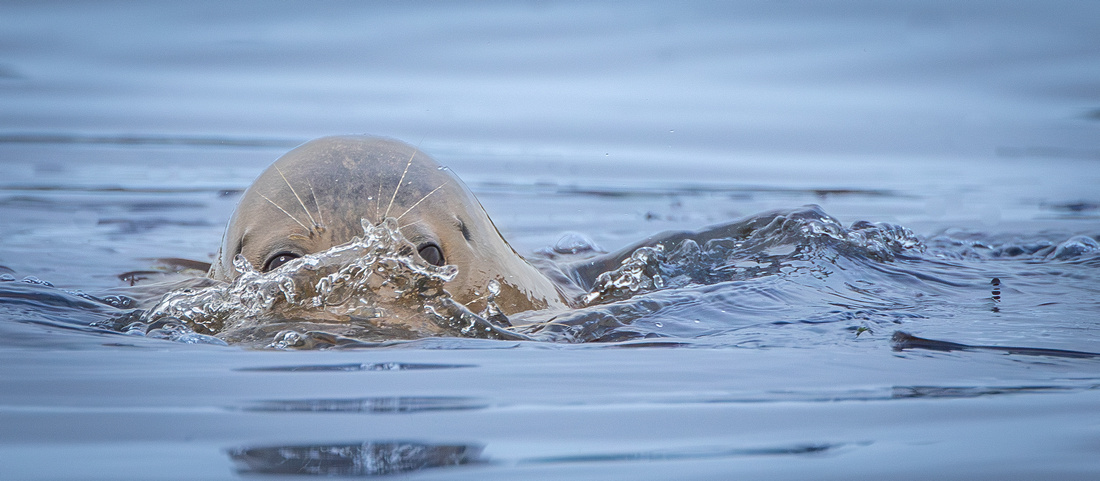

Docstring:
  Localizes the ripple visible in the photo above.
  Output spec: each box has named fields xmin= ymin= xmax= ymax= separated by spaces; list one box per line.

xmin=0 ymin=132 xmax=301 ymax=148
xmin=520 ymin=442 xmax=848 ymax=465
xmin=236 ymin=362 xmax=475 ymax=372
xmin=241 ymin=396 xmax=489 ymax=413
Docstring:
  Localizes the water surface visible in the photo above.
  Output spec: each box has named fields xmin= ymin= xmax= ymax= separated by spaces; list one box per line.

xmin=1 ymin=1 xmax=1099 ymax=479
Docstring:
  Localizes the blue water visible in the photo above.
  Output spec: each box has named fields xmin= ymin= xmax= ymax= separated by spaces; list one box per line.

xmin=2 ymin=1 xmax=1099 ymax=479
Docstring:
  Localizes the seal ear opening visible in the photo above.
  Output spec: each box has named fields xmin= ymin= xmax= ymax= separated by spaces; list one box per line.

xmin=417 ymin=243 xmax=445 ymax=266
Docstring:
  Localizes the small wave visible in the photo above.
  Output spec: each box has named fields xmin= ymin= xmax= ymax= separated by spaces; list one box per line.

xmin=926 ymin=231 xmax=1100 ymax=261
xmin=0 ymin=132 xmax=301 ymax=148
xmin=582 ymin=206 xmax=924 ymax=306
xmin=520 ymin=208 xmax=1097 ymax=345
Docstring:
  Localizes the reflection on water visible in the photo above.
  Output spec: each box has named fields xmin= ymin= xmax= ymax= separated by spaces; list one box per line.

xmin=520 ymin=443 xmax=844 ymax=465
xmin=228 ymin=440 xmax=847 ymax=476
xmin=891 ymin=331 xmax=1100 ymax=359
xmin=242 ymin=396 xmax=489 ymax=414
xmin=889 ymin=385 xmax=1091 ymax=400
xmin=230 ymin=441 xmax=484 ymax=477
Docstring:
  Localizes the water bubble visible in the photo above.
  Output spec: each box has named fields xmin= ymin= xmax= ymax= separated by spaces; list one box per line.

xmin=100 ymin=295 xmax=136 ymax=309
xmin=553 ymin=232 xmax=604 ymax=255
xmin=122 ymin=321 xmax=147 ymax=334
xmin=269 ymin=330 xmax=306 ymax=349
xmin=21 ymin=276 xmax=53 ymax=287
xmin=232 ymin=254 xmax=255 ymax=274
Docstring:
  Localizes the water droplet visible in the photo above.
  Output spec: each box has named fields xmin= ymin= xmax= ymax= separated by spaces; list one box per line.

xmin=232 ymin=254 xmax=255 ymax=274
xmin=21 ymin=276 xmax=53 ymax=287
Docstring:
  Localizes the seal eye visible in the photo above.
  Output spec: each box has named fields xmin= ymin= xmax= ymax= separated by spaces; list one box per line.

xmin=263 ymin=252 xmax=300 ymax=272
xmin=417 ymin=243 xmax=445 ymax=266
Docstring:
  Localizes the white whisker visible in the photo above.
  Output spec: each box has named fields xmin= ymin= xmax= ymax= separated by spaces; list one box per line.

xmin=384 ymin=148 xmax=418 ymax=219
xmin=462 ymin=293 xmax=490 ymax=308
xmin=374 ymin=178 xmax=384 ymax=225
xmin=395 ymin=180 xmax=448 ymax=222
xmin=307 ymin=178 xmax=325 ymax=228
xmin=398 ymin=218 xmax=427 ymax=230
xmin=274 ymin=164 xmax=318 ymax=228
xmin=258 ymin=192 xmax=309 ymax=231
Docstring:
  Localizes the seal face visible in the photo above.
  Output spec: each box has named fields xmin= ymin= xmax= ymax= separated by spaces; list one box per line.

xmin=209 ymin=136 xmax=568 ymax=315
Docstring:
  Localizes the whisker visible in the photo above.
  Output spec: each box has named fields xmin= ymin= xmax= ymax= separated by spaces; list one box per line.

xmin=374 ymin=178 xmax=384 ymax=225
xmin=274 ymin=164 xmax=319 ymax=228
xmin=307 ymin=178 xmax=325 ymax=228
xmin=258 ymin=192 xmax=309 ymax=231
xmin=395 ymin=180 xmax=448 ymax=222
xmin=398 ymin=218 xmax=427 ymax=230
xmin=384 ymin=148 xmax=418 ymax=219
xmin=461 ymin=293 xmax=490 ymax=308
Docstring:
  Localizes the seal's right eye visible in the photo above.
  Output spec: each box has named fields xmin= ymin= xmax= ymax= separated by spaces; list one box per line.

xmin=417 ymin=243 xmax=445 ymax=267
xmin=263 ymin=252 xmax=300 ymax=272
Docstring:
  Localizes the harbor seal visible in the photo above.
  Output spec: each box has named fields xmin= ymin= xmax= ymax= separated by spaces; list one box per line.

xmin=209 ymin=136 xmax=571 ymax=316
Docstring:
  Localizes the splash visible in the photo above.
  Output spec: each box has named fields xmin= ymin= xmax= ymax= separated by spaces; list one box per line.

xmin=142 ymin=218 xmax=525 ymax=346
xmin=517 ymin=206 xmax=939 ymax=343
xmin=584 ymin=206 xmax=924 ymax=305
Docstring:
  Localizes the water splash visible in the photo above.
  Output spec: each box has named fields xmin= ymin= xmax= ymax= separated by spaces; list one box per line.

xmin=584 ymin=206 xmax=924 ymax=305
xmin=142 ymin=218 xmax=526 ymax=345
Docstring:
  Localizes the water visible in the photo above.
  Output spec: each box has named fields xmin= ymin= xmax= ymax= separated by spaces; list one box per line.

xmin=2 ymin=1 xmax=1099 ymax=479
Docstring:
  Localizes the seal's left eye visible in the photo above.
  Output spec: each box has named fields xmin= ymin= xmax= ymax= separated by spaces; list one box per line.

xmin=263 ymin=253 xmax=300 ymax=272
xmin=417 ymin=243 xmax=445 ymax=266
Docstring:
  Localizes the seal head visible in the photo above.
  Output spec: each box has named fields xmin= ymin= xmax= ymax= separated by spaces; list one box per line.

xmin=209 ymin=136 xmax=568 ymax=315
